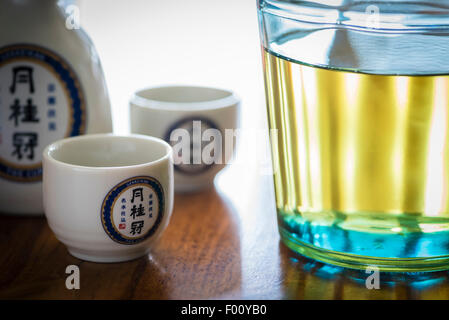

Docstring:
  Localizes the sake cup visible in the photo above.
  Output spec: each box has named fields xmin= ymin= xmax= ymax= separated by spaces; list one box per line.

xmin=130 ymin=85 xmax=240 ymax=192
xmin=43 ymin=134 xmax=173 ymax=263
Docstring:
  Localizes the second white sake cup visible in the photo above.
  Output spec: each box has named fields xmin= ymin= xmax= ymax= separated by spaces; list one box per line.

xmin=130 ymin=85 xmax=240 ymax=192
xmin=43 ymin=134 xmax=174 ymax=263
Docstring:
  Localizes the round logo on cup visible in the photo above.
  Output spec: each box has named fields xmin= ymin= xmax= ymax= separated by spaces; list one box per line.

xmin=0 ymin=44 xmax=86 ymax=182
xmin=101 ymin=176 xmax=164 ymax=245
xmin=164 ymin=116 xmax=220 ymax=175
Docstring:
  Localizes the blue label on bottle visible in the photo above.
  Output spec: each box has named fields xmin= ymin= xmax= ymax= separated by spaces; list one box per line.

xmin=0 ymin=44 xmax=86 ymax=182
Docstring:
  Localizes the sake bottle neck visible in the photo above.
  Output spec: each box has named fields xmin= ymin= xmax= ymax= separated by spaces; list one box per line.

xmin=1 ymin=0 xmax=61 ymax=12
xmin=0 ymin=0 xmax=66 ymax=23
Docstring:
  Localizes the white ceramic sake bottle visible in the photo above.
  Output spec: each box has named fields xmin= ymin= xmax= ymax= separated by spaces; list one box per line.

xmin=0 ymin=0 xmax=113 ymax=215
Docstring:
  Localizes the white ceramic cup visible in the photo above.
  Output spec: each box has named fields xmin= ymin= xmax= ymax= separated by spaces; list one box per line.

xmin=130 ymin=85 xmax=240 ymax=192
xmin=43 ymin=134 xmax=173 ymax=263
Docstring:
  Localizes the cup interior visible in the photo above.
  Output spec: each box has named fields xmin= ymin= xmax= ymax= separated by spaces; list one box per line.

xmin=46 ymin=135 xmax=170 ymax=168
xmin=136 ymin=86 xmax=232 ymax=103
xmin=131 ymin=86 xmax=240 ymax=112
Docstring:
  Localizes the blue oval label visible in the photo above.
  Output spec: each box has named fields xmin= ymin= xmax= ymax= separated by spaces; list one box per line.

xmin=164 ymin=116 xmax=220 ymax=175
xmin=101 ymin=176 xmax=165 ymax=245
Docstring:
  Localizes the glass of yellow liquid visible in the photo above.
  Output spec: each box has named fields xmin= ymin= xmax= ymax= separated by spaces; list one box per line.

xmin=258 ymin=0 xmax=449 ymax=271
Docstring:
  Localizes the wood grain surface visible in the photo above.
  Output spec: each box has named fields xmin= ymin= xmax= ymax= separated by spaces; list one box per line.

xmin=1 ymin=167 xmax=449 ymax=300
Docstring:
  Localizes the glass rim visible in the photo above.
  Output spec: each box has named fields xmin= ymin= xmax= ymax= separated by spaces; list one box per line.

xmin=259 ymin=0 xmax=449 ymax=32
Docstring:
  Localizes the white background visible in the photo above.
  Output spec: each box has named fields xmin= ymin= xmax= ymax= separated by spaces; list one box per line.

xmin=78 ymin=0 xmax=266 ymax=134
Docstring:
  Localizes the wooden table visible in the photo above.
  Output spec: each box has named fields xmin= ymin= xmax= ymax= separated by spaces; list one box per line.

xmin=1 ymin=162 xmax=449 ymax=300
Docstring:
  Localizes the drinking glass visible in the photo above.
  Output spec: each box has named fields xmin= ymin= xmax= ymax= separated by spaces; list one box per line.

xmin=258 ymin=0 xmax=449 ymax=271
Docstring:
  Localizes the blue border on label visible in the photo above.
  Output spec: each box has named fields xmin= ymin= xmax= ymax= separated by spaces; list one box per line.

xmin=0 ymin=44 xmax=85 ymax=181
xmin=164 ymin=116 xmax=220 ymax=175
xmin=101 ymin=176 xmax=165 ymax=245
